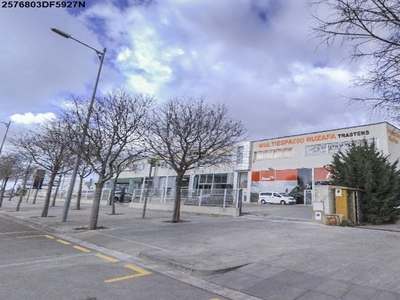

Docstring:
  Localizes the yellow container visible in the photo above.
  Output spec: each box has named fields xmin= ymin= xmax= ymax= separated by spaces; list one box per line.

xmin=335 ymin=188 xmax=348 ymax=220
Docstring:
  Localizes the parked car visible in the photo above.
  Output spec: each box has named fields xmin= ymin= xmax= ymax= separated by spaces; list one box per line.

xmin=184 ymin=193 xmax=234 ymax=206
xmin=113 ymin=191 xmax=133 ymax=203
xmin=4 ymin=192 xmax=14 ymax=197
xmin=258 ymin=192 xmax=296 ymax=205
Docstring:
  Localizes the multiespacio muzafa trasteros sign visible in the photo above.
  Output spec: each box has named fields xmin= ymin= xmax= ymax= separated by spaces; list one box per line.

xmin=257 ymin=130 xmax=371 ymax=148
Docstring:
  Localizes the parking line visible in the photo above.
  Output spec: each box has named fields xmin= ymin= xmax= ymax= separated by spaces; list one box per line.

xmin=104 ymin=264 xmax=152 ymax=283
xmin=73 ymin=245 xmax=91 ymax=253
xmin=56 ymin=239 xmax=71 ymax=245
xmin=17 ymin=234 xmax=47 ymax=239
xmin=14 ymin=233 xmax=153 ymax=285
xmin=95 ymin=253 xmax=119 ymax=263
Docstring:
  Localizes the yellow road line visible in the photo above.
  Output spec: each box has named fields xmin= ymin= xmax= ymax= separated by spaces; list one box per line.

xmin=104 ymin=264 xmax=152 ymax=283
xmin=73 ymin=245 xmax=91 ymax=253
xmin=17 ymin=234 xmax=46 ymax=239
xmin=124 ymin=264 xmax=152 ymax=275
xmin=44 ymin=235 xmax=55 ymax=239
xmin=95 ymin=253 xmax=119 ymax=263
xmin=56 ymin=239 xmax=71 ymax=245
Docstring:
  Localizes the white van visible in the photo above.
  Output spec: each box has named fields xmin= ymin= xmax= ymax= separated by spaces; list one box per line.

xmin=258 ymin=192 xmax=296 ymax=205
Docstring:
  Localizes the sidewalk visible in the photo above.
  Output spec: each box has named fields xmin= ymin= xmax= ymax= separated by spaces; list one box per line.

xmin=1 ymin=197 xmax=400 ymax=300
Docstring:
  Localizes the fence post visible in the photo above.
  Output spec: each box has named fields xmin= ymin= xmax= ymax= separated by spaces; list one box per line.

xmin=199 ymin=189 xmax=203 ymax=206
xmin=223 ymin=189 xmax=227 ymax=207
xmin=235 ymin=189 xmax=239 ymax=208
xmin=139 ymin=178 xmax=146 ymax=203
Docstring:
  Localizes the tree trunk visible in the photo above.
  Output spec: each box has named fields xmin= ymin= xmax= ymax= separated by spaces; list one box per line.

xmin=16 ymin=184 xmax=26 ymax=212
xmin=88 ymin=179 xmax=104 ymax=230
xmin=0 ymin=178 xmax=9 ymax=207
xmin=26 ymin=183 xmax=33 ymax=203
xmin=109 ymin=179 xmax=117 ymax=215
xmin=32 ymin=188 xmax=39 ymax=204
xmin=41 ymin=172 xmax=57 ymax=217
xmin=76 ymin=175 xmax=84 ymax=210
xmin=16 ymin=169 xmax=30 ymax=212
xmin=172 ymin=173 xmax=184 ymax=223
xmin=9 ymin=178 xmax=18 ymax=201
xmin=51 ymin=184 xmax=59 ymax=207
xmin=51 ymin=174 xmax=62 ymax=207
xmin=111 ymin=196 xmax=116 ymax=215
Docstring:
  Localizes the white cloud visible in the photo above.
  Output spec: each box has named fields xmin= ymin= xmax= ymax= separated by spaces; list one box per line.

xmin=10 ymin=112 xmax=56 ymax=124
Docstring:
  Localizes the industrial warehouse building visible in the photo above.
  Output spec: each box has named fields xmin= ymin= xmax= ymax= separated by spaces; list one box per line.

xmin=113 ymin=122 xmax=400 ymax=204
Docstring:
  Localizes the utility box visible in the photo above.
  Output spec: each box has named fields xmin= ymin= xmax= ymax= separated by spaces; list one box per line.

xmin=314 ymin=185 xmax=364 ymax=225
xmin=335 ymin=188 xmax=348 ymax=220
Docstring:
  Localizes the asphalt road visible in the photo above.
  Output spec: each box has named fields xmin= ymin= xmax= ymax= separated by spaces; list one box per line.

xmin=0 ymin=216 xmax=228 ymax=300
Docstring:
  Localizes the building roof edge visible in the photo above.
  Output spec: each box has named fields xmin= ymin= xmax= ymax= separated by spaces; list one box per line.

xmin=251 ymin=121 xmax=396 ymax=143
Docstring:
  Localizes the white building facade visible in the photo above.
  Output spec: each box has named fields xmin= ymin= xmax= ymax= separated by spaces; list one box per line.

xmin=251 ymin=122 xmax=400 ymax=203
xmin=114 ymin=122 xmax=400 ymax=204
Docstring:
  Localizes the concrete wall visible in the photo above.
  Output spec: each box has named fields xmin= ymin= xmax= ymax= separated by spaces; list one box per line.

xmin=129 ymin=202 xmax=239 ymax=217
xmin=314 ymin=185 xmax=335 ymax=215
xmin=312 ymin=185 xmax=337 ymax=224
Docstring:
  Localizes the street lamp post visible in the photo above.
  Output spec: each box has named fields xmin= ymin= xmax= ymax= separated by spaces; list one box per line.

xmin=0 ymin=121 xmax=11 ymax=155
xmin=51 ymin=27 xmax=106 ymax=222
xmin=142 ymin=158 xmax=157 ymax=218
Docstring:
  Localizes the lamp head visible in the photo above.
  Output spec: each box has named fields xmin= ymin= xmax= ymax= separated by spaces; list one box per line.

xmin=51 ymin=28 xmax=71 ymax=39
xmin=147 ymin=158 xmax=157 ymax=165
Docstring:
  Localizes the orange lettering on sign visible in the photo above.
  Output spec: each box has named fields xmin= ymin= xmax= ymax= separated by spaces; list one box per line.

xmin=389 ymin=136 xmax=399 ymax=144
xmin=258 ymin=134 xmax=337 ymax=148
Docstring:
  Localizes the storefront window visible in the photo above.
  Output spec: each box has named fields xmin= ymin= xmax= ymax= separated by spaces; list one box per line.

xmin=255 ymin=148 xmax=293 ymax=160
xmin=194 ymin=173 xmax=232 ymax=189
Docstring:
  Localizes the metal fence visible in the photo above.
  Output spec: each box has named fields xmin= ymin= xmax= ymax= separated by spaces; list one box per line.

xmin=27 ymin=187 xmax=240 ymax=208
xmin=110 ymin=188 xmax=240 ymax=208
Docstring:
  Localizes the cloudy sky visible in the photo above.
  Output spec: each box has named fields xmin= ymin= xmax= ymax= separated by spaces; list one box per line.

xmin=0 ymin=0 xmax=388 ymax=148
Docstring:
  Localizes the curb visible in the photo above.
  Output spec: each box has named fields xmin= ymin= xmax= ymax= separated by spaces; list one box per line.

xmin=0 ymin=212 xmax=73 ymax=234
xmin=139 ymin=249 xmax=249 ymax=277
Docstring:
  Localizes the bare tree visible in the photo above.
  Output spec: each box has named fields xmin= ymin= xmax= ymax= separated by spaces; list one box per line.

xmin=61 ymin=89 xmax=153 ymax=230
xmin=145 ymin=97 xmax=247 ymax=223
xmin=11 ymin=122 xmax=74 ymax=217
xmin=75 ymin=164 xmax=92 ymax=210
xmin=6 ymin=147 xmax=38 ymax=211
xmin=108 ymin=156 xmax=139 ymax=215
xmin=312 ymin=0 xmax=400 ymax=112
xmin=51 ymin=168 xmax=67 ymax=207
xmin=16 ymin=158 xmax=35 ymax=212
xmin=0 ymin=153 xmax=23 ymax=207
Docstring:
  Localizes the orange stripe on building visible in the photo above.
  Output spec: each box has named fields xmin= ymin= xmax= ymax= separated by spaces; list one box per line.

xmin=260 ymin=170 xmax=275 ymax=181
xmin=314 ymin=167 xmax=332 ymax=181
xmin=251 ymin=171 xmax=260 ymax=182
xmin=257 ymin=169 xmax=298 ymax=181
xmin=275 ymin=169 xmax=297 ymax=181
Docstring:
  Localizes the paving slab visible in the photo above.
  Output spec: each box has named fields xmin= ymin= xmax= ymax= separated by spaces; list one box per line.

xmin=296 ymin=290 xmax=336 ymax=300
xmin=206 ymin=270 xmax=266 ymax=291
xmin=342 ymin=285 xmax=380 ymax=300
xmin=242 ymin=279 xmax=306 ymax=300
xmin=236 ymin=263 xmax=285 ymax=279
xmin=312 ymin=278 xmax=353 ymax=297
